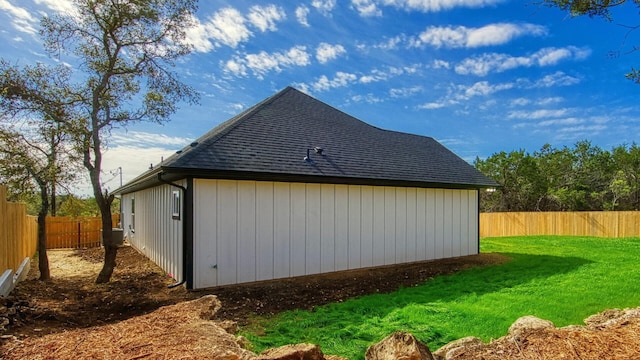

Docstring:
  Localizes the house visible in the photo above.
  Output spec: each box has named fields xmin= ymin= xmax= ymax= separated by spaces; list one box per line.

xmin=115 ymin=87 xmax=497 ymax=289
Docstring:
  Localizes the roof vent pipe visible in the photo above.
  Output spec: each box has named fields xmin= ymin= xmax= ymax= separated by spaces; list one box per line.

xmin=304 ymin=146 xmax=325 ymax=161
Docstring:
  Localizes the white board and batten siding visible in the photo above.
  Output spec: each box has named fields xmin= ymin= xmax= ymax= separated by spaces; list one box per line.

xmin=120 ymin=182 xmax=184 ymax=283
xmin=193 ymin=179 xmax=478 ymax=289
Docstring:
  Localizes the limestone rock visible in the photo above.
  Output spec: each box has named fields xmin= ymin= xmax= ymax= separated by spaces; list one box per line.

xmin=236 ymin=335 xmax=250 ymax=349
xmin=585 ymin=308 xmax=640 ymax=330
xmin=365 ymin=331 xmax=434 ymax=360
xmin=508 ymin=315 xmax=554 ymax=338
xmin=195 ymin=294 xmax=223 ymax=320
xmin=432 ymin=336 xmax=483 ymax=360
xmin=258 ymin=343 xmax=324 ymax=360
xmin=217 ymin=319 xmax=239 ymax=334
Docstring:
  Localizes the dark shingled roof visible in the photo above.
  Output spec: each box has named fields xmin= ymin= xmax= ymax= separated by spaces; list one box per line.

xmin=117 ymin=87 xmax=497 ymax=193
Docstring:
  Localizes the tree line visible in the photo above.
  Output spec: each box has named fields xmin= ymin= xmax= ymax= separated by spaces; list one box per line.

xmin=475 ymin=141 xmax=640 ymax=212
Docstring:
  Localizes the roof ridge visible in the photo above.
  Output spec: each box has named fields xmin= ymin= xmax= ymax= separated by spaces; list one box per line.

xmin=164 ymin=87 xmax=296 ymax=166
xmin=197 ymin=86 xmax=294 ymax=145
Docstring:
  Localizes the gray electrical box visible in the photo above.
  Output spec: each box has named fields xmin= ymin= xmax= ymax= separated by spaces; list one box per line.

xmin=101 ymin=228 xmax=124 ymax=247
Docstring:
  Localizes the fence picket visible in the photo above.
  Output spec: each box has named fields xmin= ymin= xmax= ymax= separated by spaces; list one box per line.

xmin=480 ymin=211 xmax=640 ymax=238
xmin=0 ymin=186 xmax=37 ymax=275
xmin=45 ymin=214 xmax=121 ymax=249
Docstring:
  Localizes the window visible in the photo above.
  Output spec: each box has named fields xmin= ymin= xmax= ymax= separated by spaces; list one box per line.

xmin=172 ymin=190 xmax=181 ymax=220
xmin=130 ymin=198 xmax=135 ymax=230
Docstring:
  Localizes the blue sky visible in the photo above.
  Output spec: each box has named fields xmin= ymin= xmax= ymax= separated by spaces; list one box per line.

xmin=1 ymin=0 xmax=639 ymax=194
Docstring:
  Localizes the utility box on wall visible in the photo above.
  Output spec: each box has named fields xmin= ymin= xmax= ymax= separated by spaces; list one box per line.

xmin=101 ymin=228 xmax=124 ymax=247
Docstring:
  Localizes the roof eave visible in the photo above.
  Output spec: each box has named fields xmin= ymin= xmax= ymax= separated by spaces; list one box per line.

xmin=115 ymin=167 xmax=497 ymax=194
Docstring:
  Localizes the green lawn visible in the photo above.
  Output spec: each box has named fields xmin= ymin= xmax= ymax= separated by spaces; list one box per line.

xmin=242 ymin=236 xmax=640 ymax=359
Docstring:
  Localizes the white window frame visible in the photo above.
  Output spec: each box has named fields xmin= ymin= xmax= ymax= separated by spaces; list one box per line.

xmin=172 ymin=190 xmax=181 ymax=220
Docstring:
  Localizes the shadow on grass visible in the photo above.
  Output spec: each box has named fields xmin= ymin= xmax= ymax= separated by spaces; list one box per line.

xmin=251 ymin=252 xmax=594 ymax=355
xmin=329 ymin=252 xmax=593 ymax=316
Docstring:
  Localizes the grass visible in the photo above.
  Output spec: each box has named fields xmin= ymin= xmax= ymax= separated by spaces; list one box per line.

xmin=241 ymin=236 xmax=640 ymax=359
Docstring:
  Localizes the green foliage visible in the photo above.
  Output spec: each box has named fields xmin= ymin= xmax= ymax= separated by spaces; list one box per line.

xmin=475 ymin=141 xmax=640 ymax=211
xmin=4 ymin=190 xmax=120 ymax=217
xmin=56 ymin=195 xmax=120 ymax=217
xmin=541 ymin=0 xmax=631 ymax=20
xmin=474 ymin=150 xmax=546 ymax=211
xmin=242 ymin=236 xmax=640 ymax=359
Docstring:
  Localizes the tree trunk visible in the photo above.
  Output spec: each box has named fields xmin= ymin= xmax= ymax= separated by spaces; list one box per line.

xmin=95 ymin=207 xmax=116 ymax=284
xmin=96 ymin=243 xmax=118 ymax=283
xmin=37 ymin=187 xmax=50 ymax=281
xmin=50 ymin=182 xmax=56 ymax=216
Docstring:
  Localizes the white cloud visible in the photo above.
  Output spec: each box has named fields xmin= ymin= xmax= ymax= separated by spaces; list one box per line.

xmin=507 ymin=108 xmax=572 ymax=120
xmin=511 ymin=117 xmax=606 ymax=141
xmin=510 ymin=98 xmax=531 ymax=107
xmin=455 ymin=46 xmax=591 ymax=76
xmin=0 ymin=0 xmax=38 ymax=34
xmin=351 ymin=0 xmax=382 ymax=17
xmin=373 ymin=35 xmax=406 ymax=50
xmin=247 ymin=4 xmax=286 ymax=32
xmin=312 ymin=0 xmax=336 ymax=15
xmin=557 ymin=124 xmax=607 ymax=133
xmin=111 ymin=131 xmax=192 ymax=148
xmin=419 ymin=80 xmax=513 ymax=110
xmin=297 ymin=71 xmax=358 ymax=93
xmin=316 ymin=43 xmax=347 ymax=64
xmin=533 ymin=71 xmax=581 ymax=87
xmin=359 ymin=64 xmax=422 ymax=83
xmin=461 ymin=81 xmax=514 ymax=98
xmin=34 ymin=0 xmax=76 ymax=16
xmin=360 ymin=70 xmax=387 ymax=83
xmin=296 ymin=5 xmax=310 ymax=26
xmin=535 ymin=47 xmax=572 ymax=66
xmin=203 ymin=7 xmax=252 ymax=48
xmin=223 ymin=58 xmax=247 ymax=76
xmin=224 ymin=46 xmax=311 ymax=79
xmin=417 ymin=26 xmax=465 ymax=48
xmin=419 ymin=101 xmax=447 ymax=109
xmin=185 ymin=15 xmax=215 ymax=52
xmin=537 ymin=97 xmax=564 ymax=105
xmin=415 ymin=23 xmax=546 ymax=48
xmin=432 ymin=59 xmax=451 ymax=69
xmin=537 ymin=117 xmax=582 ymax=127
xmin=351 ymin=93 xmax=383 ymax=103
xmin=455 ymin=53 xmax=529 ymax=76
xmin=186 ymin=5 xmax=291 ymax=52
xmin=378 ymin=0 xmax=505 ymax=12
xmin=390 ymin=86 xmax=423 ymax=98
xmin=467 ymin=23 xmax=547 ymax=47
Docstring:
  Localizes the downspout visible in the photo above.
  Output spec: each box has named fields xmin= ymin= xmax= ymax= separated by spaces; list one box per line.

xmin=477 ymin=189 xmax=481 ymax=254
xmin=157 ymin=172 xmax=190 ymax=289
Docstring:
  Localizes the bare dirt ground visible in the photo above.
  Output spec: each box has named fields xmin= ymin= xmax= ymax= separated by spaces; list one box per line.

xmin=1 ymin=244 xmax=505 ymax=336
xmin=1 ymin=245 xmax=639 ymax=359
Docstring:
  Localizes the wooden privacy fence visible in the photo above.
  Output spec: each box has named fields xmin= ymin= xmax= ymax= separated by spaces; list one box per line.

xmin=46 ymin=214 xmax=121 ymax=249
xmin=0 ymin=186 xmax=38 ymax=276
xmin=480 ymin=211 xmax=640 ymax=238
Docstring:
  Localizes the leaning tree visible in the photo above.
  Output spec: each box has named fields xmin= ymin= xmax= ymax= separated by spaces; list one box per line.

xmin=38 ymin=0 xmax=200 ymax=283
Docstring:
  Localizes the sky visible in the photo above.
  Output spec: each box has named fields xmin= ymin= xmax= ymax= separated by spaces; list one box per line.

xmin=1 ymin=0 xmax=640 ymax=196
